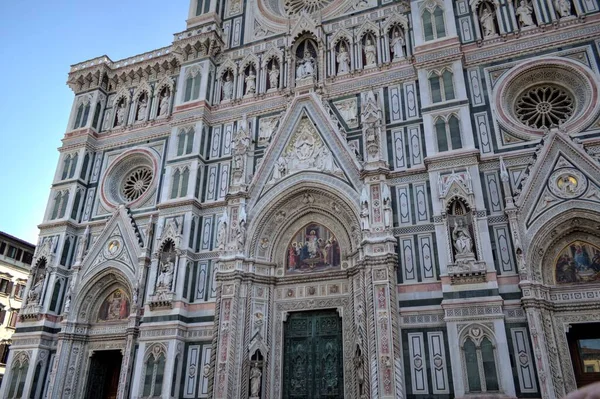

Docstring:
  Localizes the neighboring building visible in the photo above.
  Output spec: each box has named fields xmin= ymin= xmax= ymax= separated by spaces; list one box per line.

xmin=5 ymin=0 xmax=600 ymax=398
xmin=0 ymin=233 xmax=33 ymax=387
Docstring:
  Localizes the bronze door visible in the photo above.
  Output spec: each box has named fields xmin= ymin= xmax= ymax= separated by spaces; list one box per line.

xmin=283 ymin=310 xmax=344 ymax=399
xmin=85 ymin=350 xmax=123 ymax=399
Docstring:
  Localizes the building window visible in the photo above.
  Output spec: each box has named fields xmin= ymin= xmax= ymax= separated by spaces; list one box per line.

xmin=0 ymin=279 xmax=11 ymax=295
xmin=7 ymin=312 xmax=17 ymax=329
xmin=80 ymin=153 xmax=90 ymax=180
xmin=51 ymin=190 xmax=69 ymax=220
xmin=7 ymin=355 xmax=28 ymax=399
xmin=422 ymin=4 xmax=446 ymax=41
xmin=462 ymin=327 xmax=500 ymax=394
xmin=435 ymin=115 xmax=462 ymax=152
xmin=170 ymin=168 xmax=190 ymax=199
xmin=177 ymin=129 xmax=195 ymax=156
xmin=184 ymin=68 xmax=202 ymax=102
xmin=142 ymin=347 xmax=166 ymax=398
xmin=22 ymin=252 xmax=32 ymax=265
xmin=13 ymin=284 xmax=24 ymax=299
xmin=0 ymin=343 xmax=10 ymax=365
xmin=6 ymin=246 xmax=17 ymax=259
xmin=429 ymin=69 xmax=455 ymax=103
xmin=73 ymin=101 xmax=91 ymax=129
xmin=61 ymin=153 xmax=78 ymax=180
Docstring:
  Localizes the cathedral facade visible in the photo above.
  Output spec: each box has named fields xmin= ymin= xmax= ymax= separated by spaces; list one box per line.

xmin=4 ymin=0 xmax=600 ymax=397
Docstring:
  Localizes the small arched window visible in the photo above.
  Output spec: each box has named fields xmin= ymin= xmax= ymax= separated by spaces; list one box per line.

xmin=68 ymin=153 xmax=78 ymax=179
xmin=170 ymin=168 xmax=190 ymax=199
xmin=462 ymin=328 xmax=500 ymax=394
xmin=142 ymin=347 xmax=166 ymax=398
xmin=422 ymin=4 xmax=446 ymax=41
xmin=92 ymin=102 xmax=102 ymax=129
xmin=428 ymin=69 xmax=455 ymax=103
xmin=7 ymin=354 xmax=29 ymax=399
xmin=177 ymin=129 xmax=195 ymax=156
xmin=61 ymin=155 xmax=71 ymax=180
xmin=184 ymin=68 xmax=202 ymax=102
xmin=434 ymin=115 xmax=462 ymax=152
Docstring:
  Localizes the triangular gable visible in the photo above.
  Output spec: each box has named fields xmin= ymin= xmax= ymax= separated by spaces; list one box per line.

xmin=248 ymin=94 xmax=361 ymax=205
xmin=516 ymin=130 xmax=600 ymax=228
xmin=80 ymin=205 xmax=144 ymax=285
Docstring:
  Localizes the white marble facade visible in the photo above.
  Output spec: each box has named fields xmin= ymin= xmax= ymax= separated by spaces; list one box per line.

xmin=5 ymin=0 xmax=600 ymax=398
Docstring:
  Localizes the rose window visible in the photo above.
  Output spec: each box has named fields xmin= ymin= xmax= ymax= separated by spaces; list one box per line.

xmin=515 ymin=85 xmax=575 ymax=129
xmin=284 ymin=0 xmax=334 ymax=15
xmin=122 ymin=167 xmax=153 ymax=202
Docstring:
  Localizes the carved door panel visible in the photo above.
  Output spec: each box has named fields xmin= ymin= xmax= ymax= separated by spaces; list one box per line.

xmin=283 ymin=310 xmax=343 ymax=399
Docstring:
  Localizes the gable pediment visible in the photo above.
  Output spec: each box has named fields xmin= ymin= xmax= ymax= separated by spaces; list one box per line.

xmin=80 ymin=205 xmax=144 ymax=285
xmin=249 ymin=94 xmax=361 ymax=206
xmin=516 ymin=131 xmax=600 ymax=228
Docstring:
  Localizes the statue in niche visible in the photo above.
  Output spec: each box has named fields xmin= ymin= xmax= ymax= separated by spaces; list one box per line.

xmin=236 ymin=219 xmax=247 ymax=252
xmin=156 ymin=255 xmax=175 ymax=291
xmin=364 ymin=38 xmax=377 ymax=66
xmin=222 ymin=73 xmax=234 ymax=101
xmin=249 ymin=363 xmax=262 ymax=398
xmin=336 ymin=99 xmax=358 ymax=127
xmin=158 ymin=89 xmax=170 ymax=117
xmin=336 ymin=43 xmax=350 ymax=74
xmin=136 ymin=95 xmax=147 ymax=121
xmin=116 ymin=101 xmax=127 ymax=126
xmin=269 ymin=65 xmax=279 ymax=90
xmin=271 ymin=157 xmax=287 ymax=181
xmin=245 ymin=69 xmax=256 ymax=95
xmin=554 ymin=0 xmax=572 ymax=17
xmin=383 ymin=196 xmax=392 ymax=228
xmin=217 ymin=212 xmax=228 ymax=251
xmin=479 ymin=8 xmax=497 ymax=37
xmin=452 ymin=219 xmax=474 ymax=256
xmin=390 ymin=29 xmax=405 ymax=59
xmin=296 ymin=47 xmax=315 ymax=80
xmin=27 ymin=273 xmax=45 ymax=304
xmin=516 ymin=0 xmax=535 ymax=27
xmin=354 ymin=347 xmax=365 ymax=397
xmin=103 ymin=109 xmax=112 ymax=130
xmin=258 ymin=117 xmax=278 ymax=144
xmin=360 ymin=200 xmax=370 ymax=231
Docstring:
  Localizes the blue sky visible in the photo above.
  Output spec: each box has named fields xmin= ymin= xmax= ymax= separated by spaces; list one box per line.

xmin=0 ymin=1 xmax=188 ymax=244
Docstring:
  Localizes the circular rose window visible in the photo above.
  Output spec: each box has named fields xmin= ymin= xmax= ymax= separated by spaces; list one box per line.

xmin=122 ymin=167 xmax=153 ymax=201
xmin=284 ymin=0 xmax=334 ymax=15
xmin=493 ymin=57 xmax=600 ymax=139
xmin=515 ymin=85 xmax=575 ymax=129
xmin=100 ymin=149 xmax=158 ymax=209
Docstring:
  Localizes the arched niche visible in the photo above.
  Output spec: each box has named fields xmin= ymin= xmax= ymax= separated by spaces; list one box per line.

xmin=72 ymin=268 xmax=133 ymax=324
xmin=248 ymin=182 xmax=360 ymax=274
xmin=526 ymin=208 xmax=600 ymax=284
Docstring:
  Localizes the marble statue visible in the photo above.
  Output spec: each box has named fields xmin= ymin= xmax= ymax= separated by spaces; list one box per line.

xmin=452 ymin=220 xmax=473 ymax=256
xmin=480 ymin=8 xmax=496 ymax=37
xmin=116 ymin=102 xmax=127 ymax=126
xmin=28 ymin=274 xmax=45 ymax=304
xmin=217 ymin=212 xmax=228 ymax=251
xmin=158 ymin=90 xmax=170 ymax=117
xmin=258 ymin=117 xmax=278 ymax=144
xmin=364 ymin=39 xmax=377 ymax=66
xmin=245 ymin=69 xmax=256 ymax=95
xmin=237 ymin=219 xmax=247 ymax=252
xmin=354 ymin=350 xmax=365 ymax=397
xmin=156 ymin=255 xmax=175 ymax=290
xmin=269 ymin=65 xmax=279 ymax=90
xmin=223 ymin=74 xmax=234 ymax=101
xmin=336 ymin=99 xmax=358 ymax=127
xmin=390 ymin=30 xmax=405 ymax=59
xmin=103 ymin=109 xmax=112 ymax=130
xmin=516 ymin=0 xmax=535 ymax=27
xmin=296 ymin=48 xmax=315 ymax=80
xmin=271 ymin=157 xmax=287 ymax=181
xmin=137 ymin=97 xmax=147 ymax=121
xmin=383 ymin=196 xmax=392 ymax=228
xmin=249 ymin=364 xmax=262 ymax=398
xmin=360 ymin=201 xmax=370 ymax=231
xmin=554 ymin=0 xmax=572 ymax=17
xmin=63 ymin=287 xmax=72 ymax=313
xmin=337 ymin=44 xmax=350 ymax=74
